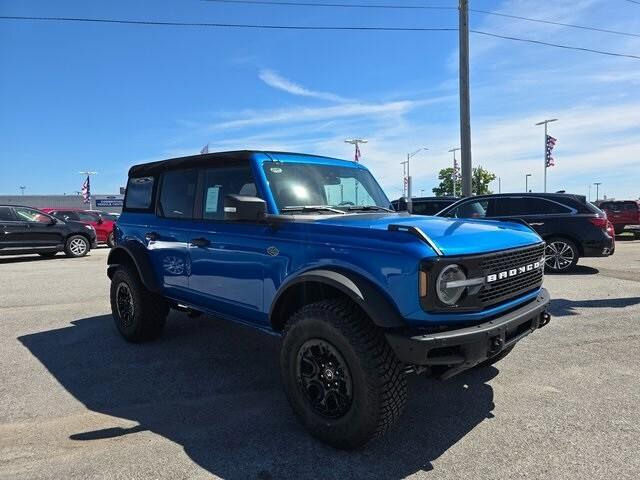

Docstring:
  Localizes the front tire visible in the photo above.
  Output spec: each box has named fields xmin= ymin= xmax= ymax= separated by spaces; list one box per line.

xmin=280 ymin=299 xmax=407 ymax=450
xmin=64 ymin=235 xmax=89 ymax=258
xmin=107 ymin=231 xmax=115 ymax=248
xmin=110 ymin=266 xmax=169 ymax=342
xmin=545 ymin=238 xmax=579 ymax=273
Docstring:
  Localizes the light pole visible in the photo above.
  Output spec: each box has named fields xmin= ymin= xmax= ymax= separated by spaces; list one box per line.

xmin=344 ymin=138 xmax=367 ymax=162
xmin=459 ymin=0 xmax=472 ymax=197
xmin=594 ymin=182 xmax=602 ymax=202
xmin=19 ymin=185 xmax=26 ymax=195
xmin=525 ymin=173 xmax=532 ymax=192
xmin=448 ymin=147 xmax=461 ymax=196
xmin=498 ymin=177 xmax=501 ymax=194
xmin=588 ymin=184 xmax=591 ymax=202
xmin=404 ymin=148 xmax=428 ymax=213
xmin=535 ymin=118 xmax=557 ymax=192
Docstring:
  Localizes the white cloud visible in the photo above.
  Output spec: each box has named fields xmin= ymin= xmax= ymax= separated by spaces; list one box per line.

xmin=259 ymin=69 xmax=352 ymax=103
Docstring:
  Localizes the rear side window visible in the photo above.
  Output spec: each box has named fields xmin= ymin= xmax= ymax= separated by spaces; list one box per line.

xmin=76 ymin=211 xmax=101 ymax=222
xmin=159 ymin=169 xmax=198 ymax=219
xmin=201 ymin=164 xmax=257 ymax=220
xmin=496 ymin=197 xmax=571 ymax=216
xmin=448 ymin=199 xmax=490 ymax=218
xmin=125 ymin=177 xmax=155 ymax=210
xmin=55 ymin=211 xmax=80 ymax=221
xmin=0 ymin=207 xmax=15 ymax=221
xmin=413 ymin=201 xmax=453 ymax=216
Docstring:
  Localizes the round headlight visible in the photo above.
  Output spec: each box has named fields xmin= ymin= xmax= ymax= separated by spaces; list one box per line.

xmin=436 ymin=264 xmax=467 ymax=306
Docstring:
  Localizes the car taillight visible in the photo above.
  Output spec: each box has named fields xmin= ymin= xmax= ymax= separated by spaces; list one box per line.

xmin=589 ymin=217 xmax=607 ymax=229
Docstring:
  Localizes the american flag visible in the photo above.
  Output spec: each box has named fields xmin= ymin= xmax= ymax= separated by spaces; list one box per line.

xmin=546 ymin=135 xmax=557 ymax=167
xmin=200 ymin=143 xmax=209 ymax=154
xmin=354 ymin=143 xmax=361 ymax=162
xmin=81 ymin=175 xmax=90 ymax=204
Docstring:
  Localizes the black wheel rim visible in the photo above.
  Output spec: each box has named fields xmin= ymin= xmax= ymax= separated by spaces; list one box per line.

xmin=116 ymin=282 xmax=135 ymax=328
xmin=295 ymin=339 xmax=353 ymax=419
xmin=545 ymin=241 xmax=575 ymax=271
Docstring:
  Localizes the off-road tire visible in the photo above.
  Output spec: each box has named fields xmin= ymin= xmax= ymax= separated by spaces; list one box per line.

xmin=110 ymin=266 xmax=169 ymax=342
xmin=107 ymin=231 xmax=115 ymax=248
xmin=38 ymin=252 xmax=58 ymax=258
xmin=544 ymin=237 xmax=579 ymax=273
xmin=281 ymin=299 xmax=407 ymax=450
xmin=64 ymin=235 xmax=90 ymax=258
xmin=475 ymin=346 xmax=514 ymax=369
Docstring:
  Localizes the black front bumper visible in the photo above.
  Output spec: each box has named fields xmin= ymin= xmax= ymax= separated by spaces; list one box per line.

xmin=386 ymin=288 xmax=551 ymax=379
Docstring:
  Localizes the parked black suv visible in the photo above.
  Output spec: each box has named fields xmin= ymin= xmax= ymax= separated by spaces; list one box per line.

xmin=392 ymin=196 xmax=459 ymax=215
xmin=437 ymin=193 xmax=615 ymax=272
xmin=0 ymin=205 xmax=97 ymax=258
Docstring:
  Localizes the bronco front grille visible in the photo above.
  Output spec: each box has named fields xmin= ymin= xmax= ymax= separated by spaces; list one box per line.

xmin=477 ymin=243 xmax=545 ymax=306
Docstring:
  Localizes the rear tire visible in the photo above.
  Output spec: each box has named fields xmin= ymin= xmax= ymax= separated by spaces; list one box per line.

xmin=64 ymin=235 xmax=89 ymax=258
xmin=280 ymin=299 xmax=407 ymax=450
xmin=544 ymin=238 xmax=579 ymax=273
xmin=110 ymin=266 xmax=169 ymax=342
xmin=107 ymin=231 xmax=115 ymax=248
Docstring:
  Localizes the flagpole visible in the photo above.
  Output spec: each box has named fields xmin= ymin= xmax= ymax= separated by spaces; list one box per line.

xmin=79 ymin=171 xmax=97 ymax=210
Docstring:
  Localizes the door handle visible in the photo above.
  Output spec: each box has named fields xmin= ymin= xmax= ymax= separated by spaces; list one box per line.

xmin=145 ymin=231 xmax=159 ymax=241
xmin=190 ymin=237 xmax=211 ymax=248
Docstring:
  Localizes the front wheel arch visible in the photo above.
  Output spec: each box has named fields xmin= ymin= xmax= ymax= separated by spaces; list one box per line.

xmin=269 ymin=269 xmax=405 ymax=332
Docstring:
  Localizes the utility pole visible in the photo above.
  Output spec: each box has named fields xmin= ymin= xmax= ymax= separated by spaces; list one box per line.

xmin=400 ymin=161 xmax=407 ymax=198
xmin=79 ymin=171 xmax=97 ymax=210
xmin=594 ymin=182 xmax=602 ymax=202
xmin=403 ymin=148 xmax=428 ymax=212
xmin=459 ymin=0 xmax=472 ymax=197
xmin=535 ymin=118 xmax=558 ymax=192
xmin=525 ymin=173 xmax=531 ymax=192
xmin=588 ymin=184 xmax=592 ymax=202
xmin=449 ymin=147 xmax=461 ymax=196
xmin=19 ymin=185 xmax=26 ymax=195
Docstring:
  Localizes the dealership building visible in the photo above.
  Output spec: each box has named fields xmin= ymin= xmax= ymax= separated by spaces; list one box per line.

xmin=0 ymin=194 xmax=124 ymax=214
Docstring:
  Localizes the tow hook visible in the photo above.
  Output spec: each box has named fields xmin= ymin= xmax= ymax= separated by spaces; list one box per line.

xmin=488 ymin=336 xmax=504 ymax=356
xmin=539 ymin=312 xmax=551 ymax=328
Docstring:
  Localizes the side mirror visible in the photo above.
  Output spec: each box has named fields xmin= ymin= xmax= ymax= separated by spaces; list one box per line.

xmin=224 ymin=194 xmax=267 ymax=221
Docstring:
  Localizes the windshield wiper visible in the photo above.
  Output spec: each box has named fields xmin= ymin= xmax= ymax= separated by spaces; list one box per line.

xmin=281 ymin=205 xmax=346 ymax=215
xmin=346 ymin=205 xmax=395 ymax=213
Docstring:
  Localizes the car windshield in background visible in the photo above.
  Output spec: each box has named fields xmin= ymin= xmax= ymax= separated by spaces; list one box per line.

xmin=263 ymin=161 xmax=391 ymax=213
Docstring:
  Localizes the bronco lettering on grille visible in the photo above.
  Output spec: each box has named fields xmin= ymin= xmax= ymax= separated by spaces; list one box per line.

xmin=485 ymin=260 xmax=543 ymax=283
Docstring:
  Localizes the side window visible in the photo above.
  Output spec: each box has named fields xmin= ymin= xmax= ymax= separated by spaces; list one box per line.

xmin=14 ymin=207 xmax=51 ymax=223
xmin=76 ymin=211 xmax=101 ymax=222
xmin=124 ymin=176 xmax=155 ymax=210
xmin=57 ymin=211 xmax=81 ymax=221
xmin=201 ymin=163 xmax=257 ymax=220
xmin=0 ymin=207 xmax=15 ymax=221
xmin=159 ymin=169 xmax=198 ymax=219
xmin=450 ymin=200 xmax=489 ymax=218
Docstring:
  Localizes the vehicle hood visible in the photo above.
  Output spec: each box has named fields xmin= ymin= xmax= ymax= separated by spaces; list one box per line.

xmin=315 ymin=214 xmax=542 ymax=256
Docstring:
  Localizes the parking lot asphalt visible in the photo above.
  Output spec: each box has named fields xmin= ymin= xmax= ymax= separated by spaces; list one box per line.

xmin=1 ymin=240 xmax=639 ymax=480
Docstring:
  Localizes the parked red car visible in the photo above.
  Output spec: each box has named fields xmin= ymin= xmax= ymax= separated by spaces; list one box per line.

xmin=40 ymin=208 xmax=116 ymax=247
xmin=599 ymin=200 xmax=640 ymax=237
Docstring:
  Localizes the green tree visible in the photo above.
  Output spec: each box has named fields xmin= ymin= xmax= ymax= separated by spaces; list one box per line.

xmin=432 ymin=166 xmax=496 ymax=196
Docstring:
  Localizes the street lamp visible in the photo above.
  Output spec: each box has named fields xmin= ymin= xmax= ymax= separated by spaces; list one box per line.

xmin=535 ymin=118 xmax=557 ymax=192
xmin=525 ymin=173 xmax=532 ymax=192
xmin=594 ymin=182 xmax=602 ymax=202
xmin=402 ymin=148 xmax=428 ymax=212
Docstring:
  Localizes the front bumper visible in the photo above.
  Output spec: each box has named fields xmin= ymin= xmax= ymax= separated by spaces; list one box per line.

xmin=386 ymin=288 xmax=551 ymax=379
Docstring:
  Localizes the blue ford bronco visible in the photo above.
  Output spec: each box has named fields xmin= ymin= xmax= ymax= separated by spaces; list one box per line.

xmin=107 ymin=150 xmax=551 ymax=449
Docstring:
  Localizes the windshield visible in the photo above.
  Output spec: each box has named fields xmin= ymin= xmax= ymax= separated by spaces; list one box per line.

xmin=263 ymin=161 xmax=391 ymax=213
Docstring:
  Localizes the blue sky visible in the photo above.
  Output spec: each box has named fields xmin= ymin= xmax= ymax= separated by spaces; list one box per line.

xmin=0 ymin=0 xmax=639 ymax=201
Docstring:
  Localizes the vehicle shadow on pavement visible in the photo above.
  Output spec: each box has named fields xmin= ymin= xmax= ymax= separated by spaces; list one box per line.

xmin=19 ymin=313 xmax=498 ymax=479
xmin=550 ymin=297 xmax=640 ymax=317
xmin=547 ymin=265 xmax=599 ymax=276
xmin=0 ymin=255 xmax=58 ymax=264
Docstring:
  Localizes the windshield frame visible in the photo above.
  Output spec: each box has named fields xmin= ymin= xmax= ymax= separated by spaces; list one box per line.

xmin=262 ymin=160 xmax=391 ymax=215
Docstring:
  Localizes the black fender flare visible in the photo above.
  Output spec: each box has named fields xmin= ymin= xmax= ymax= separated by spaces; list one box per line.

xmin=269 ymin=269 xmax=405 ymax=330
xmin=106 ymin=241 xmax=162 ymax=293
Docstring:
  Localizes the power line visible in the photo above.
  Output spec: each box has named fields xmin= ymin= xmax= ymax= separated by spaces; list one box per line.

xmin=0 ymin=15 xmax=455 ymax=32
xmin=470 ymin=9 xmax=640 ymax=38
xmin=203 ymin=0 xmax=456 ymax=10
xmin=203 ymin=0 xmax=640 ymax=39
xmin=1 ymin=15 xmax=639 ymax=60
xmin=471 ymin=30 xmax=640 ymax=60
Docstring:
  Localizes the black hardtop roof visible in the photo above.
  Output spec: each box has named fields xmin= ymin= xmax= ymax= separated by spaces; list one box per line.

xmin=128 ymin=150 xmax=345 ymax=177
